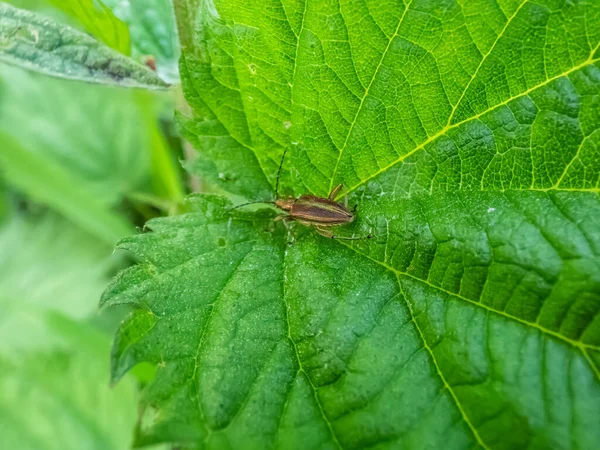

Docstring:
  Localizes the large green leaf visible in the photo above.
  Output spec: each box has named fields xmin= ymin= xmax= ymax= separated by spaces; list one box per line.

xmin=105 ymin=0 xmax=600 ymax=448
xmin=0 ymin=3 xmax=167 ymax=87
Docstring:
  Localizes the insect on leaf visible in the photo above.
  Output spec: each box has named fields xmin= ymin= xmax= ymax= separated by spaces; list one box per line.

xmin=104 ymin=1 xmax=600 ymax=448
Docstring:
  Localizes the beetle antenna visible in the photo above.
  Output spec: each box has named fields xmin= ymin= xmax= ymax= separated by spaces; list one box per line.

xmin=274 ymin=148 xmax=288 ymax=199
xmin=225 ymin=201 xmax=276 ymax=213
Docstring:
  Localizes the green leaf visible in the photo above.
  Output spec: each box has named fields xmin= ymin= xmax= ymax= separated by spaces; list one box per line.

xmin=0 ymin=133 xmax=133 ymax=245
xmin=47 ymin=0 xmax=131 ymax=55
xmin=0 ymin=66 xmax=150 ymax=205
xmin=106 ymin=0 xmax=600 ymax=448
xmin=0 ymin=313 xmax=138 ymax=450
xmin=0 ymin=3 xmax=167 ymax=88
xmin=0 ymin=65 xmax=183 ymax=242
xmin=105 ymin=0 xmax=181 ymax=82
xmin=0 ymin=180 xmax=7 ymax=223
xmin=0 ymin=212 xmax=113 ymax=318
xmin=136 ymin=90 xmax=186 ymax=205
xmin=0 ymin=212 xmax=115 ymax=352
xmin=0 ymin=213 xmax=138 ymax=450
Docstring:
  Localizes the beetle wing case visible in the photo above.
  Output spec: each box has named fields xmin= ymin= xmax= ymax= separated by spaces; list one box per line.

xmin=289 ymin=197 xmax=353 ymax=225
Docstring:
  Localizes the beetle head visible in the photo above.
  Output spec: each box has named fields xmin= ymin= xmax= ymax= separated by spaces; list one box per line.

xmin=275 ymin=198 xmax=295 ymax=211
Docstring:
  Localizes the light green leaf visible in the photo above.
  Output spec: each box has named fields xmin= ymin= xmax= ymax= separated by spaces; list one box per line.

xmin=0 ymin=313 xmax=138 ymax=450
xmin=105 ymin=0 xmax=600 ymax=448
xmin=0 ymin=65 xmax=152 ymax=205
xmin=0 ymin=132 xmax=133 ymax=245
xmin=0 ymin=65 xmax=183 ymax=241
xmin=106 ymin=0 xmax=180 ymax=82
xmin=0 ymin=212 xmax=138 ymax=450
xmin=0 ymin=212 xmax=116 ymax=353
xmin=0 ymin=2 xmax=167 ymax=88
xmin=0 ymin=180 xmax=7 ymax=222
xmin=48 ymin=0 xmax=131 ymax=55
xmin=0 ymin=212 xmax=113 ymax=315
xmin=136 ymin=90 xmax=186 ymax=205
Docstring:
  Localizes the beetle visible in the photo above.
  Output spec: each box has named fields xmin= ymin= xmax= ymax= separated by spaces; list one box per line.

xmin=227 ymin=149 xmax=371 ymax=240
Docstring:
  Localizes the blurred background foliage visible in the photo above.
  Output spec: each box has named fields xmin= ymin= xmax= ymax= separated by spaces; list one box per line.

xmin=0 ymin=0 xmax=183 ymax=447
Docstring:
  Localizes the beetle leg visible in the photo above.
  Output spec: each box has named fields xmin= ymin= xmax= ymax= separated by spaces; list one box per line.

xmin=276 ymin=215 xmax=295 ymax=227
xmin=315 ymin=227 xmax=335 ymax=239
xmin=343 ymin=185 xmax=349 ymax=209
xmin=287 ymin=231 xmax=295 ymax=245
xmin=276 ymin=215 xmax=296 ymax=244
xmin=328 ymin=183 xmax=343 ymax=200
xmin=332 ymin=184 xmax=350 ymax=209
xmin=316 ymin=226 xmax=372 ymax=240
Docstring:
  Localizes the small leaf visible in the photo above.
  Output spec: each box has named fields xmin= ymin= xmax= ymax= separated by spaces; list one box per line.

xmin=0 ymin=3 xmax=168 ymax=88
xmin=105 ymin=0 xmax=181 ymax=82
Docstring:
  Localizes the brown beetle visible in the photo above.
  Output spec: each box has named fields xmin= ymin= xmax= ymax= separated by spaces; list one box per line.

xmin=228 ymin=149 xmax=371 ymax=240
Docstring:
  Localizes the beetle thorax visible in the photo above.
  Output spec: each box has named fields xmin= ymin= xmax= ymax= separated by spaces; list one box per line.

xmin=275 ymin=198 xmax=295 ymax=211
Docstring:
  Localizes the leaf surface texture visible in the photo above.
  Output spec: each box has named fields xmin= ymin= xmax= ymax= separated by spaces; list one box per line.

xmin=106 ymin=1 xmax=600 ymax=448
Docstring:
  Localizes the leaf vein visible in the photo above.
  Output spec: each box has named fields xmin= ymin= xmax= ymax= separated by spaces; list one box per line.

xmin=190 ymin=240 xmax=259 ymax=434
xmin=396 ymin=276 xmax=490 ymax=450
xmin=346 ymin=55 xmax=600 ymax=196
xmin=281 ymin=247 xmax=343 ymax=449
xmin=328 ymin=0 xmax=414 ymax=193
xmin=339 ymin=242 xmax=600 ymax=355
xmin=447 ymin=0 xmax=530 ymax=126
